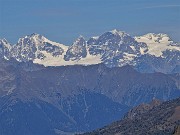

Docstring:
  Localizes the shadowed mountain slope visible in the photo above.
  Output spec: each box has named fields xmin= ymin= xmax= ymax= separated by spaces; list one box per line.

xmin=83 ymin=97 xmax=180 ymax=135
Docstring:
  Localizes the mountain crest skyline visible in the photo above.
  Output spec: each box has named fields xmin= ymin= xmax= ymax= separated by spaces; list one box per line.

xmin=0 ymin=29 xmax=176 ymax=46
xmin=0 ymin=29 xmax=179 ymax=74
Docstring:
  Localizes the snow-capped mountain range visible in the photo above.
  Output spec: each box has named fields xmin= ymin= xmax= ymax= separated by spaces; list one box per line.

xmin=0 ymin=29 xmax=179 ymax=73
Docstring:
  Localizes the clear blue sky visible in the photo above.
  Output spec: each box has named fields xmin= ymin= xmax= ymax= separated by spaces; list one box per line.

xmin=0 ymin=0 xmax=180 ymax=45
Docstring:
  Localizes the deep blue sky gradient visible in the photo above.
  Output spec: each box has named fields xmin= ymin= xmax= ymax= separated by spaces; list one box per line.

xmin=0 ymin=0 xmax=180 ymax=45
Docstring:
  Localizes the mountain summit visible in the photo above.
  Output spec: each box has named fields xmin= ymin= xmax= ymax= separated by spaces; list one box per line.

xmin=0 ymin=29 xmax=179 ymax=73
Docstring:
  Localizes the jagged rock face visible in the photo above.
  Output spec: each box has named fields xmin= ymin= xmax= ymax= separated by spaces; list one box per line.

xmin=0 ymin=29 xmax=179 ymax=73
xmin=88 ymin=30 xmax=127 ymax=46
xmin=11 ymin=35 xmax=37 ymax=61
xmin=38 ymin=42 xmax=64 ymax=57
xmin=84 ymin=97 xmax=180 ymax=135
xmin=64 ymin=36 xmax=87 ymax=61
xmin=0 ymin=41 xmax=4 ymax=58
xmin=87 ymin=30 xmax=148 ymax=67
xmin=0 ymin=39 xmax=12 ymax=59
xmin=134 ymin=33 xmax=180 ymax=73
xmin=10 ymin=33 xmax=66 ymax=62
xmin=87 ymin=30 xmax=148 ymax=54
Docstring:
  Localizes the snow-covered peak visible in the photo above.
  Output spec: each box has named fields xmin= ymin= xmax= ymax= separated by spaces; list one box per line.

xmin=145 ymin=33 xmax=169 ymax=38
xmin=0 ymin=38 xmax=9 ymax=44
xmin=78 ymin=35 xmax=84 ymax=38
xmin=64 ymin=36 xmax=87 ymax=61
xmin=0 ymin=30 xmax=179 ymax=73
xmin=9 ymin=33 xmax=68 ymax=62
xmin=136 ymin=33 xmax=172 ymax=43
xmin=135 ymin=33 xmax=179 ymax=57
xmin=20 ymin=33 xmax=48 ymax=43
xmin=17 ymin=33 xmax=67 ymax=50
xmin=0 ymin=38 xmax=12 ymax=59
xmin=110 ymin=29 xmax=128 ymax=37
xmin=87 ymin=29 xmax=133 ymax=46
xmin=25 ymin=33 xmax=42 ymax=38
xmin=0 ymin=38 xmax=11 ymax=47
xmin=111 ymin=29 xmax=119 ymax=34
xmin=73 ymin=35 xmax=86 ymax=46
xmin=92 ymin=36 xmax=99 ymax=40
xmin=87 ymin=36 xmax=98 ymax=45
xmin=17 ymin=33 xmax=45 ymax=47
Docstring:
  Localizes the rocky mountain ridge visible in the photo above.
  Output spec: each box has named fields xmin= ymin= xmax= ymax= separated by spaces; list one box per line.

xmin=0 ymin=29 xmax=179 ymax=73
xmin=83 ymin=97 xmax=180 ymax=135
